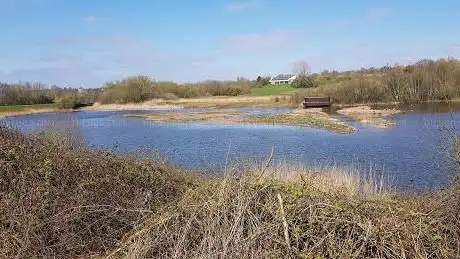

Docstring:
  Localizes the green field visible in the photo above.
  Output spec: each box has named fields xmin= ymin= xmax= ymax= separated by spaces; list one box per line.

xmin=251 ymin=84 xmax=297 ymax=96
xmin=0 ymin=103 xmax=56 ymax=112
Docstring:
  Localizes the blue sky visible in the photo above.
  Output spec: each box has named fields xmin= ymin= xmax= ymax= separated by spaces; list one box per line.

xmin=1 ymin=0 xmax=460 ymax=87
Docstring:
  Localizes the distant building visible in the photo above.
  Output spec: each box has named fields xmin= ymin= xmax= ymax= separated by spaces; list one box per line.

xmin=269 ymin=74 xmax=297 ymax=85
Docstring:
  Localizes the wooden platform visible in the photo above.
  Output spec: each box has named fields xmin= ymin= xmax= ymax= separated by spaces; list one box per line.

xmin=303 ymin=97 xmax=331 ymax=108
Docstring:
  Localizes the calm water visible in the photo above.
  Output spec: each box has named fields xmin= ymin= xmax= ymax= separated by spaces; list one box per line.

xmin=2 ymin=106 xmax=459 ymax=192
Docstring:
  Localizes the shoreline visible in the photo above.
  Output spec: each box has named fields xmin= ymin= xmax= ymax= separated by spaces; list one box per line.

xmin=81 ymin=96 xmax=294 ymax=111
xmin=336 ymin=106 xmax=401 ymax=128
xmin=0 ymin=108 xmax=72 ymax=119
xmin=2 ymin=98 xmax=452 ymax=131
xmin=126 ymin=108 xmax=358 ymax=134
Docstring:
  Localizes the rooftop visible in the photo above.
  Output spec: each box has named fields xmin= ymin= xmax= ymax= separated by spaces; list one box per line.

xmin=271 ymin=74 xmax=295 ymax=81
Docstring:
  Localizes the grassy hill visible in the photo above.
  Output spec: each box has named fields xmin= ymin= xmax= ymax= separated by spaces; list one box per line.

xmin=251 ymin=84 xmax=298 ymax=96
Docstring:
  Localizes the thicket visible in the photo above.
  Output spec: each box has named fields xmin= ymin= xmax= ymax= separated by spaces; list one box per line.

xmin=0 ymin=83 xmax=53 ymax=105
xmin=0 ymin=83 xmax=100 ymax=107
xmin=97 ymin=76 xmax=256 ymax=104
xmin=292 ymin=58 xmax=460 ymax=105
xmin=56 ymin=94 xmax=85 ymax=109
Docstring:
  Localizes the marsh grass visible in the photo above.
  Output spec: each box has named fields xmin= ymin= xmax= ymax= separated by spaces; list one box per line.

xmin=237 ymin=112 xmax=357 ymax=134
xmin=0 ymin=126 xmax=459 ymax=258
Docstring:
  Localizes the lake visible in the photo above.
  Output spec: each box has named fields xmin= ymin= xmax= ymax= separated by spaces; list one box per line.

xmin=2 ymin=105 xmax=459 ymax=192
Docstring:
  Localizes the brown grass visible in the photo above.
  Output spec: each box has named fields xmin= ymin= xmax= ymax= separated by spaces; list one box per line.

xmin=126 ymin=111 xmax=249 ymax=124
xmin=337 ymin=106 xmax=401 ymax=128
xmin=84 ymin=96 xmax=293 ymax=111
xmin=1 ymin=126 xmax=459 ymax=258
xmin=0 ymin=108 xmax=67 ymax=118
xmin=235 ymin=109 xmax=357 ymax=134
xmin=0 ymin=126 xmax=197 ymax=258
xmin=111 ymin=168 xmax=459 ymax=259
xmin=291 ymin=58 xmax=460 ymax=106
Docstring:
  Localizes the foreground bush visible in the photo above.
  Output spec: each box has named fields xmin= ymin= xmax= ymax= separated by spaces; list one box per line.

xmin=1 ymin=126 xmax=459 ymax=258
xmin=0 ymin=126 xmax=196 ymax=258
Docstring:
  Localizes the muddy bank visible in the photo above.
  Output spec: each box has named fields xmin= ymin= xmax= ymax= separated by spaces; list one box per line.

xmin=82 ymin=96 xmax=292 ymax=111
xmin=125 ymin=108 xmax=356 ymax=134
xmin=0 ymin=108 xmax=69 ymax=118
xmin=236 ymin=108 xmax=357 ymax=134
xmin=337 ymin=106 xmax=401 ymax=128
xmin=126 ymin=111 xmax=248 ymax=124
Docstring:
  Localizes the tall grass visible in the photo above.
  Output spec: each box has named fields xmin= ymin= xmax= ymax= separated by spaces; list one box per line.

xmin=291 ymin=58 xmax=460 ymax=105
xmin=112 ymin=167 xmax=458 ymax=258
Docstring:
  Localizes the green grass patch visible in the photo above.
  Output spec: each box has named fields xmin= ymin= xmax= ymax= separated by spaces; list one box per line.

xmin=251 ymin=84 xmax=297 ymax=96
xmin=0 ymin=103 xmax=56 ymax=112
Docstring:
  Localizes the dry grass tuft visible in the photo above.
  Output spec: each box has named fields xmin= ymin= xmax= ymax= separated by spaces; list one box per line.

xmin=111 ymin=165 xmax=459 ymax=259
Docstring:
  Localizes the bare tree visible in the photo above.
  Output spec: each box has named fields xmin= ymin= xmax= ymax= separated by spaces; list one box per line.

xmin=293 ymin=60 xmax=312 ymax=77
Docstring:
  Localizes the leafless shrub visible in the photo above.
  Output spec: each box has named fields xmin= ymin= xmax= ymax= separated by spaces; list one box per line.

xmin=0 ymin=126 xmax=196 ymax=258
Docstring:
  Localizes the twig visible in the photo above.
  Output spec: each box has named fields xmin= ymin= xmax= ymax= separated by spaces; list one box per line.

xmin=277 ymin=193 xmax=291 ymax=251
xmin=261 ymin=145 xmax=275 ymax=175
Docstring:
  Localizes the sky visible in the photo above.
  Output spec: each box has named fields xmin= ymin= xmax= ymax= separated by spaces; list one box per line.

xmin=1 ymin=0 xmax=460 ymax=88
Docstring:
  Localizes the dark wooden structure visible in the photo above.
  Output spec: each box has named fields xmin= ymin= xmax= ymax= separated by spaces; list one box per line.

xmin=303 ymin=96 xmax=331 ymax=108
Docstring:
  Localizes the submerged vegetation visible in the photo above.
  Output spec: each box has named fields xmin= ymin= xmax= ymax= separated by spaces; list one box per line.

xmin=0 ymin=126 xmax=459 ymax=258
xmin=337 ymin=106 xmax=401 ymax=128
xmin=237 ymin=109 xmax=357 ymax=134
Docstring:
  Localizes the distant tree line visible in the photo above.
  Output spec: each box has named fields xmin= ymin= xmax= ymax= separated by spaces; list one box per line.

xmin=0 ymin=82 xmax=101 ymax=108
xmin=291 ymin=58 xmax=460 ymax=104
xmin=97 ymin=76 xmax=265 ymax=104
xmin=4 ymin=57 xmax=460 ymax=107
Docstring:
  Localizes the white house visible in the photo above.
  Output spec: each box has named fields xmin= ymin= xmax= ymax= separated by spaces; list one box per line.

xmin=269 ymin=74 xmax=297 ymax=85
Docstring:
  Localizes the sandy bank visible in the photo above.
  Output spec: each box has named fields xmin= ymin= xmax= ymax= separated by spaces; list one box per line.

xmin=235 ymin=108 xmax=357 ymax=134
xmin=0 ymin=108 xmax=68 ymax=118
xmin=82 ymin=96 xmax=291 ymax=111
xmin=126 ymin=111 xmax=248 ymax=123
xmin=337 ymin=106 xmax=401 ymax=128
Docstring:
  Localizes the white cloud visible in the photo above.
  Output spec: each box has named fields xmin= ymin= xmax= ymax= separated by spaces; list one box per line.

xmin=224 ymin=0 xmax=261 ymax=12
xmin=223 ymin=31 xmax=300 ymax=53
xmin=1 ymin=36 xmax=222 ymax=87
